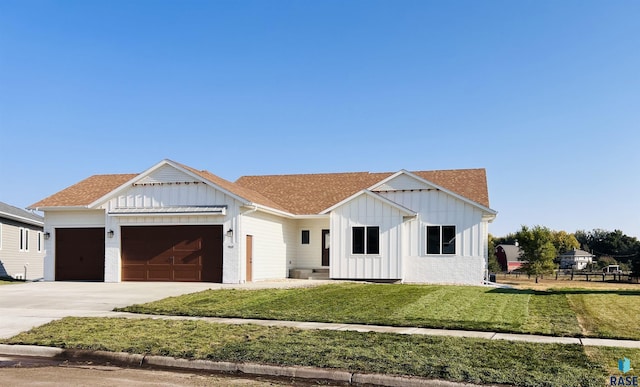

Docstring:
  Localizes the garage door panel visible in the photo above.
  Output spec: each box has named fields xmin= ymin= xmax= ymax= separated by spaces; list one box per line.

xmin=55 ymin=228 xmax=105 ymax=281
xmin=121 ymin=225 xmax=222 ymax=282
xmin=174 ymin=238 xmax=201 ymax=252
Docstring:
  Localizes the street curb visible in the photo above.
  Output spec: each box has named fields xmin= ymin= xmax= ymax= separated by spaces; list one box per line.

xmin=0 ymin=344 xmax=64 ymax=357
xmin=0 ymin=344 xmax=486 ymax=386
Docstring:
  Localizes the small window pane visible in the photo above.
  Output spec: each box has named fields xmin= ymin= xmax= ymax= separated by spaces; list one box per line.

xmin=366 ymin=226 xmax=379 ymax=254
xmin=301 ymin=230 xmax=310 ymax=244
xmin=442 ymin=226 xmax=456 ymax=254
xmin=352 ymin=227 xmax=365 ymax=254
xmin=427 ymin=226 xmax=440 ymax=254
xmin=25 ymin=229 xmax=29 ymax=251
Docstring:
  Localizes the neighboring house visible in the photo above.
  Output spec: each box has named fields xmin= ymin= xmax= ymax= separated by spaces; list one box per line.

xmin=29 ymin=159 xmax=497 ymax=285
xmin=0 ymin=201 xmax=45 ymax=280
xmin=495 ymin=244 xmax=524 ymax=272
xmin=559 ymin=248 xmax=594 ymax=270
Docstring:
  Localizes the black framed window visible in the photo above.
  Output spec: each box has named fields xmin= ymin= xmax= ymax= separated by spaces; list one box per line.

xmin=301 ymin=230 xmax=310 ymax=244
xmin=426 ymin=225 xmax=456 ymax=255
xmin=352 ymin=226 xmax=379 ymax=254
xmin=442 ymin=226 xmax=456 ymax=254
xmin=367 ymin=227 xmax=380 ymax=254
xmin=352 ymin=227 xmax=365 ymax=254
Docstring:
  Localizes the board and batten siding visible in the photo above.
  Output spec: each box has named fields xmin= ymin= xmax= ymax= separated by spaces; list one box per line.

xmin=99 ymin=174 xmax=243 ymax=283
xmin=377 ymin=188 xmax=489 ymax=285
xmin=330 ymin=194 xmax=405 ymax=280
xmin=241 ymin=211 xmax=294 ymax=281
xmin=0 ymin=219 xmax=44 ymax=280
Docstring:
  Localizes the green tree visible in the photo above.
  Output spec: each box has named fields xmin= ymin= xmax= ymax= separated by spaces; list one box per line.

xmin=552 ymin=230 xmax=580 ymax=254
xmin=487 ymin=234 xmax=501 ymax=273
xmin=515 ymin=225 xmax=557 ymax=283
xmin=596 ymin=255 xmax=618 ymax=269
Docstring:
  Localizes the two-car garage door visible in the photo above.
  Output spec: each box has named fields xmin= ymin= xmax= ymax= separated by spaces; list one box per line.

xmin=55 ymin=225 xmax=223 ymax=282
xmin=121 ymin=225 xmax=223 ymax=282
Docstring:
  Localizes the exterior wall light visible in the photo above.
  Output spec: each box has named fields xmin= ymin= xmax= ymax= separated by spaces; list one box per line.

xmin=107 ymin=230 xmax=115 ymax=238
xmin=226 ymin=228 xmax=233 ymax=238
xmin=43 ymin=232 xmax=51 ymax=240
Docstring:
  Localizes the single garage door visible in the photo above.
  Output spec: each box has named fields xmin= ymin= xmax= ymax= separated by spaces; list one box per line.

xmin=121 ymin=225 xmax=223 ymax=282
xmin=55 ymin=228 xmax=105 ymax=281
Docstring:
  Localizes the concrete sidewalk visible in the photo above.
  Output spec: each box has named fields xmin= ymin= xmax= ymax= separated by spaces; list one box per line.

xmin=107 ymin=312 xmax=640 ymax=348
xmin=0 ymin=280 xmax=332 ymax=339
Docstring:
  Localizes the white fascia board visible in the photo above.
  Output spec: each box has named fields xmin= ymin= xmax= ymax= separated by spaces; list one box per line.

xmin=482 ymin=213 xmax=497 ymax=223
xmin=320 ymin=189 xmax=416 ymax=216
xmin=250 ymin=203 xmax=296 ymax=218
xmin=372 ymin=169 xmax=498 ymax=216
xmin=290 ymin=214 xmax=330 ymax=220
xmin=32 ymin=206 xmax=91 ymax=212
xmin=87 ymin=159 xmax=251 ymax=209
xmin=0 ymin=212 xmax=44 ymax=227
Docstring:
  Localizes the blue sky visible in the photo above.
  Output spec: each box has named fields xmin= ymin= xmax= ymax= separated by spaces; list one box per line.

xmin=1 ymin=0 xmax=638 ymax=238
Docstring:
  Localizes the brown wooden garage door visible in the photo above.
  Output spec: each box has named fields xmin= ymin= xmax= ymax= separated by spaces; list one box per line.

xmin=55 ymin=228 xmax=105 ymax=281
xmin=121 ymin=225 xmax=223 ymax=282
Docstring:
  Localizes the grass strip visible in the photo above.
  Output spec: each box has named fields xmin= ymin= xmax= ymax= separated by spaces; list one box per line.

xmin=117 ymin=283 xmax=640 ymax=339
xmin=3 ymin=316 xmax=609 ymax=387
xmin=565 ymin=290 xmax=640 ymax=340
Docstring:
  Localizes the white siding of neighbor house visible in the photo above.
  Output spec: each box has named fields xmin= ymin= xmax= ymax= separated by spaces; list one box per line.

xmin=0 ymin=219 xmax=44 ymax=280
xmin=241 ymin=211 xmax=294 ymax=281
xmin=293 ymin=218 xmax=330 ymax=269
xmin=42 ymin=210 xmax=106 ymax=281
xmin=374 ymin=175 xmax=489 ymax=285
xmin=330 ymin=194 xmax=405 ymax=280
xmin=98 ymin=166 xmax=244 ymax=283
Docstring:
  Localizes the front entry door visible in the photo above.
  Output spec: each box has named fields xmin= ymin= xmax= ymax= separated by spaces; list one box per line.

xmin=246 ymin=235 xmax=253 ymax=282
xmin=321 ymin=229 xmax=330 ymax=267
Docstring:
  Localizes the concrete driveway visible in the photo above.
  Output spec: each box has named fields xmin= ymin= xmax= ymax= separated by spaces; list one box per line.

xmin=0 ymin=280 xmax=329 ymax=339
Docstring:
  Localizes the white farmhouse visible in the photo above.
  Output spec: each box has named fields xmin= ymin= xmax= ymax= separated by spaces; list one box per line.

xmin=30 ymin=159 xmax=497 ymax=285
xmin=559 ymin=248 xmax=594 ymax=270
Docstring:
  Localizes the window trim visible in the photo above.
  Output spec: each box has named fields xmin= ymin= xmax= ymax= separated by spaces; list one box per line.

xmin=426 ymin=225 xmax=456 ymax=255
xmin=301 ymin=230 xmax=310 ymax=245
xmin=19 ymin=227 xmax=29 ymax=252
xmin=352 ymin=226 xmax=380 ymax=255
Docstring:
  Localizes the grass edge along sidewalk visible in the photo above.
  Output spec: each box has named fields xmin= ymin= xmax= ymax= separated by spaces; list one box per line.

xmin=4 ymin=316 xmax=634 ymax=387
xmin=116 ymin=282 xmax=640 ymax=341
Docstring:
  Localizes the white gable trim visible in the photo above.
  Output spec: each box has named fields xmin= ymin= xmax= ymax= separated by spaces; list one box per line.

xmin=371 ymin=170 xmax=497 ymax=216
xmin=320 ymin=189 xmax=416 ymax=216
xmin=88 ymin=159 xmax=251 ymax=209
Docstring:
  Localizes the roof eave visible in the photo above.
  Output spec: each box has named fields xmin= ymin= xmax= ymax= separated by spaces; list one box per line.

xmin=245 ymin=203 xmax=296 ymax=218
xmin=0 ymin=211 xmax=44 ymax=227
xmin=320 ymin=190 xmax=417 ymax=217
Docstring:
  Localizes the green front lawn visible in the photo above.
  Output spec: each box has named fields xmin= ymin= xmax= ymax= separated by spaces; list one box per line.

xmin=4 ymin=316 xmax=614 ymax=387
xmin=118 ymin=283 xmax=640 ymax=339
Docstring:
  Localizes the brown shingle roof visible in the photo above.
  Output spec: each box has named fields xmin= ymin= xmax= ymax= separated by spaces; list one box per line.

xmin=30 ymin=162 xmax=491 ymax=215
xmin=174 ymin=162 xmax=289 ymax=212
xmin=413 ymin=169 xmax=490 ymax=209
xmin=235 ymin=168 xmax=491 ymax=215
xmin=29 ymin=174 xmax=138 ymax=208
